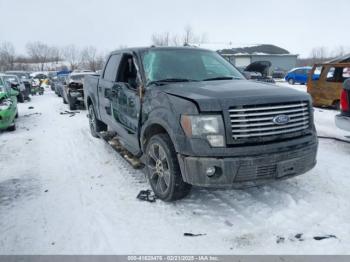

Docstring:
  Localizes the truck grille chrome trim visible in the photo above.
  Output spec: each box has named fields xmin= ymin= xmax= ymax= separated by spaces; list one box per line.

xmin=228 ymin=102 xmax=308 ymax=112
xmin=229 ymin=102 xmax=310 ymax=139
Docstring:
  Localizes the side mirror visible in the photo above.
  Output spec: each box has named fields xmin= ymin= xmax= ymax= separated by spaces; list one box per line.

xmin=344 ymin=79 xmax=350 ymax=91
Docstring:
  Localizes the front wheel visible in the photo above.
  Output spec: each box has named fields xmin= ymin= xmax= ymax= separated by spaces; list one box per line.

xmin=288 ymin=78 xmax=295 ymax=85
xmin=145 ymin=134 xmax=191 ymax=201
xmin=7 ymin=123 xmax=16 ymax=132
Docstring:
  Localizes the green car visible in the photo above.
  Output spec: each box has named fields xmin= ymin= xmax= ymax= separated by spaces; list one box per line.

xmin=0 ymin=76 xmax=19 ymax=131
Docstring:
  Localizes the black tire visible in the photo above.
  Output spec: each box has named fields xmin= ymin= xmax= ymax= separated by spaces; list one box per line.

xmin=17 ymin=93 xmax=24 ymax=103
xmin=63 ymin=97 xmax=67 ymax=104
xmin=88 ymin=104 xmax=107 ymax=138
xmin=15 ymin=111 xmax=18 ymax=118
xmin=145 ymin=134 xmax=191 ymax=201
xmin=288 ymin=78 xmax=295 ymax=85
xmin=68 ymin=95 xmax=76 ymax=110
xmin=8 ymin=123 xmax=16 ymax=132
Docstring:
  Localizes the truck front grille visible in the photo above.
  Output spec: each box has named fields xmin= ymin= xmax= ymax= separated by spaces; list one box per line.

xmin=229 ymin=101 xmax=310 ymax=140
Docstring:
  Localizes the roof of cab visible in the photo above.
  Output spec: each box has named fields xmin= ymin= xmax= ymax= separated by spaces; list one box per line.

xmin=109 ymin=46 xmax=212 ymax=55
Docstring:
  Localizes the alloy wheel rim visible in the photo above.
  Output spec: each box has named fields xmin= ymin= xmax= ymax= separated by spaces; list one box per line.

xmin=148 ymin=143 xmax=171 ymax=194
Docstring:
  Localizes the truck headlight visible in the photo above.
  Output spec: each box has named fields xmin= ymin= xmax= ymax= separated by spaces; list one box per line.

xmin=180 ymin=115 xmax=225 ymax=147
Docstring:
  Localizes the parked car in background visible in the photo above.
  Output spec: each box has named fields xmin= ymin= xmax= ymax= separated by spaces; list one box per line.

xmin=272 ymin=67 xmax=286 ymax=79
xmin=285 ymin=66 xmax=318 ymax=85
xmin=55 ymin=74 xmax=69 ymax=98
xmin=307 ymin=63 xmax=350 ymax=108
xmin=85 ymin=47 xmax=318 ymax=201
xmin=5 ymin=71 xmax=31 ymax=101
xmin=63 ymin=72 xmax=98 ymax=110
xmin=0 ymin=76 xmax=18 ymax=131
xmin=48 ymin=71 xmax=58 ymax=91
xmin=1 ymin=74 xmax=25 ymax=103
xmin=335 ymin=78 xmax=350 ymax=131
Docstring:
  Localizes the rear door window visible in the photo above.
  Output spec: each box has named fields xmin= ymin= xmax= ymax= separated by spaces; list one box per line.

xmin=103 ymin=54 xmax=121 ymax=82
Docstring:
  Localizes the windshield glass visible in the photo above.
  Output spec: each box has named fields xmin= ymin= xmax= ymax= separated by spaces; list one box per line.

xmin=142 ymin=49 xmax=244 ymax=84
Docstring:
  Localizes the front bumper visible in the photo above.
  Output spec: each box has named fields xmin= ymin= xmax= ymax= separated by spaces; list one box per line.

xmin=335 ymin=114 xmax=350 ymax=132
xmin=177 ymin=141 xmax=317 ymax=188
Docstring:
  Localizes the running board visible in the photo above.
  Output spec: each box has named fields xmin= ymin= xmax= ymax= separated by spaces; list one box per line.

xmin=98 ymin=131 xmax=144 ymax=169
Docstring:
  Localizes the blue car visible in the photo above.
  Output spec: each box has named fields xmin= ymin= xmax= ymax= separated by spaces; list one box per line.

xmin=285 ymin=66 xmax=319 ymax=85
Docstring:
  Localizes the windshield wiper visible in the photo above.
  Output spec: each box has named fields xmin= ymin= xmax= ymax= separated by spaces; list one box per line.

xmin=147 ymin=78 xmax=198 ymax=86
xmin=203 ymin=76 xmax=241 ymax=81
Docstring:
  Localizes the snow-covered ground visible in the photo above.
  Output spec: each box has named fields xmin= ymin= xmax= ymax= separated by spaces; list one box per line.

xmin=0 ymin=84 xmax=350 ymax=255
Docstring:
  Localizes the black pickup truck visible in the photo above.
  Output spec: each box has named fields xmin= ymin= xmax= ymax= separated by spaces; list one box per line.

xmin=84 ymin=47 xmax=318 ymax=201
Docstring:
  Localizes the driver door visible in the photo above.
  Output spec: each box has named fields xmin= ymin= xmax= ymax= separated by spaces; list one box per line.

xmin=110 ymin=53 xmax=142 ymax=155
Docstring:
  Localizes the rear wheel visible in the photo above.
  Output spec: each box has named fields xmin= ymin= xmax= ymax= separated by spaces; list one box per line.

xmin=145 ymin=134 xmax=191 ymax=201
xmin=88 ymin=104 xmax=107 ymax=138
xmin=17 ymin=93 xmax=24 ymax=103
xmin=288 ymin=78 xmax=295 ymax=85
xmin=7 ymin=123 xmax=16 ymax=132
xmin=68 ymin=95 xmax=76 ymax=110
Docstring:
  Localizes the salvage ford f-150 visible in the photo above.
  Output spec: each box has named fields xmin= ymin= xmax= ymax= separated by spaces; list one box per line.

xmin=84 ymin=47 xmax=318 ymax=201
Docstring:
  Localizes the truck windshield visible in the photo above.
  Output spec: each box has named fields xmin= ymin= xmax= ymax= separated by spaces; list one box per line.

xmin=142 ymin=49 xmax=244 ymax=85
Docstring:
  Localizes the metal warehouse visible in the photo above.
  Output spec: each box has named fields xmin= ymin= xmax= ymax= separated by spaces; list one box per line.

xmin=217 ymin=44 xmax=298 ymax=73
xmin=197 ymin=43 xmax=298 ymax=74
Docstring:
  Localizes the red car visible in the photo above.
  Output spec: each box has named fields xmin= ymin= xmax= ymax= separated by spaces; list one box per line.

xmin=335 ymin=79 xmax=350 ymax=132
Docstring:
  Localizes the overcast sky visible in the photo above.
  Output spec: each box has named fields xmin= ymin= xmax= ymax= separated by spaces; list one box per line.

xmin=0 ymin=0 xmax=349 ymax=57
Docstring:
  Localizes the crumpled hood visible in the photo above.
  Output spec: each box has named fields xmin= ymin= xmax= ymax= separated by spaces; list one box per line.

xmin=244 ymin=60 xmax=271 ymax=74
xmin=159 ymin=80 xmax=311 ymax=111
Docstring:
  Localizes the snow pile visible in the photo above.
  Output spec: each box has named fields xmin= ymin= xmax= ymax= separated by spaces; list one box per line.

xmin=0 ymin=87 xmax=349 ymax=254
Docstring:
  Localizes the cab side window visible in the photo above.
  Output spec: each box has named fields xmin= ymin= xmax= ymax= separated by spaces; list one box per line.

xmin=117 ymin=54 xmax=138 ymax=89
xmin=103 ymin=54 xmax=121 ymax=82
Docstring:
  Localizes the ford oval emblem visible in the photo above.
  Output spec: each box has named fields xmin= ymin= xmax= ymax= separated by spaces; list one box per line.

xmin=273 ymin=114 xmax=290 ymax=125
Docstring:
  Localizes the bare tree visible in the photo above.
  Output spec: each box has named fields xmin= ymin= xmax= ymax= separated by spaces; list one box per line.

xmin=0 ymin=41 xmax=16 ymax=71
xmin=151 ymin=32 xmax=170 ymax=46
xmin=62 ymin=44 xmax=80 ymax=70
xmin=309 ymin=47 xmax=328 ymax=64
xmin=183 ymin=25 xmax=194 ymax=45
xmin=26 ymin=41 xmax=53 ymax=71
xmin=50 ymin=46 xmax=61 ymax=64
xmin=171 ymin=35 xmax=182 ymax=46
xmin=331 ymin=46 xmax=349 ymax=58
xmin=80 ymin=46 xmax=105 ymax=71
